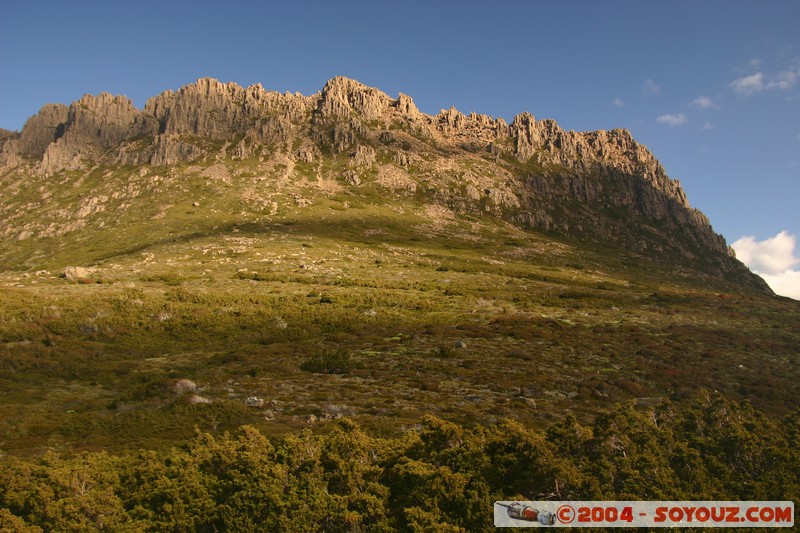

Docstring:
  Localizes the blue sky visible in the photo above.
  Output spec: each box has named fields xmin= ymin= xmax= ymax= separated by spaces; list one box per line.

xmin=2 ymin=1 xmax=799 ymax=296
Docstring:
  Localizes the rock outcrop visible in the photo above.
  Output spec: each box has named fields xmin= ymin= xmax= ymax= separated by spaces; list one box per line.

xmin=3 ymin=104 xmax=68 ymax=160
xmin=1 ymin=76 xmax=684 ymax=193
xmin=316 ymin=76 xmax=392 ymax=121
xmin=395 ymin=93 xmax=421 ymax=118
xmin=1 ymin=78 xmax=318 ymax=171
xmin=39 ymin=93 xmax=139 ymax=174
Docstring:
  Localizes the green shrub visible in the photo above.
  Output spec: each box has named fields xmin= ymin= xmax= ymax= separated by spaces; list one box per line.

xmin=300 ymin=348 xmax=352 ymax=374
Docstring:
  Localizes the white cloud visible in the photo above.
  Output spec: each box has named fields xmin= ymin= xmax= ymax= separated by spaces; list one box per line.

xmin=643 ymin=78 xmax=661 ymax=95
xmin=656 ymin=113 xmax=687 ymax=126
xmin=701 ymin=121 xmax=714 ymax=131
xmin=758 ymin=271 xmax=800 ymax=300
xmin=731 ymin=65 xmax=799 ymax=96
xmin=766 ymin=68 xmax=799 ymax=90
xmin=732 ymin=231 xmax=799 ymax=273
xmin=731 ymin=73 xmax=764 ymax=96
xmin=611 ymin=98 xmax=625 ymax=107
xmin=690 ymin=96 xmax=717 ymax=109
xmin=732 ymin=231 xmax=800 ymax=300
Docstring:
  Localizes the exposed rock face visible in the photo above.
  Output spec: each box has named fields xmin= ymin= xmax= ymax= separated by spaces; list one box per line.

xmin=3 ymin=78 xmax=317 ymax=170
xmin=317 ymin=76 xmax=391 ymax=121
xmin=0 ymin=76 xmax=765 ymax=290
xmin=127 ymin=79 xmax=313 ymax=165
xmin=395 ymin=93 xmax=421 ymax=118
xmin=145 ymin=78 xmax=260 ymax=136
xmin=0 ymin=77 xmax=688 ymax=192
xmin=39 ymin=94 xmax=139 ymax=173
xmin=350 ymin=145 xmax=375 ymax=168
xmin=4 ymin=104 xmax=68 ymax=159
xmin=148 ymin=134 xmax=208 ymax=167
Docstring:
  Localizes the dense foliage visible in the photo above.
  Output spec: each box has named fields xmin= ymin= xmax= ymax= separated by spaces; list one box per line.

xmin=1 ymin=392 xmax=796 ymax=532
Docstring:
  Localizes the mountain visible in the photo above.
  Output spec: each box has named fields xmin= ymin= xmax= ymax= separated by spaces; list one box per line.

xmin=0 ymin=77 xmax=768 ymax=293
xmin=0 ymin=78 xmax=796 ymax=460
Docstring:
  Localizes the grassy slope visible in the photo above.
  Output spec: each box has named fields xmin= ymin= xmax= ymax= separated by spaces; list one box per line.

xmin=1 ymin=158 xmax=798 ymax=456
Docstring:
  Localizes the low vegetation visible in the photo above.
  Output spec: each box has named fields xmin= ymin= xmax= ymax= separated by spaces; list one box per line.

xmin=0 ymin=393 xmax=797 ymax=531
xmin=1 ymin=212 xmax=798 ymax=455
xmin=0 ymin=131 xmax=798 ymax=529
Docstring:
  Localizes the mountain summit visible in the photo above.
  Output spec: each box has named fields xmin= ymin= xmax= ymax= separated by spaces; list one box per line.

xmin=0 ymin=77 xmax=767 ymax=292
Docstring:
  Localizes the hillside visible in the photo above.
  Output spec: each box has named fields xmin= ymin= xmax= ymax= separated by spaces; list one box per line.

xmin=1 ymin=76 xmax=799 ymax=530
xmin=0 ymin=77 xmax=796 ymax=451
xmin=0 ymin=77 xmax=770 ymax=289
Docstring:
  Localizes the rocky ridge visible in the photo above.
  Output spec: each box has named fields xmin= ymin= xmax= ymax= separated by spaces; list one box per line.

xmin=0 ymin=77 xmax=768 ymax=291
xmin=1 ymin=77 xmax=677 ymax=182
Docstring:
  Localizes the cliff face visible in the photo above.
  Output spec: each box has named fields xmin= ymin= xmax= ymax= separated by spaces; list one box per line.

xmin=1 ymin=76 xmax=682 ymax=184
xmin=38 ymin=94 xmax=140 ymax=174
xmin=0 ymin=77 xmax=768 ymax=291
